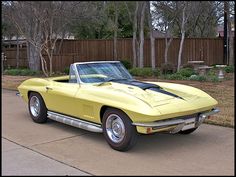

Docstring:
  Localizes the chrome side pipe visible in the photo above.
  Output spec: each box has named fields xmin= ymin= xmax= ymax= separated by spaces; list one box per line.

xmin=47 ymin=111 xmax=103 ymax=133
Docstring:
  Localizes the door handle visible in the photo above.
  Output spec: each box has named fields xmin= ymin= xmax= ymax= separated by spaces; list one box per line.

xmin=46 ymin=86 xmax=53 ymax=90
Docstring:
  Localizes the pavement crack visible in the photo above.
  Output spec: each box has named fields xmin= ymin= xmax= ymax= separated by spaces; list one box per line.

xmin=2 ymin=136 xmax=93 ymax=176
xmin=30 ymin=133 xmax=88 ymax=147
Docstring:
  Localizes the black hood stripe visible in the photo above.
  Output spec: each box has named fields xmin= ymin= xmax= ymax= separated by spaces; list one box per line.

xmin=148 ymin=87 xmax=183 ymax=99
xmin=114 ymin=80 xmax=183 ymax=99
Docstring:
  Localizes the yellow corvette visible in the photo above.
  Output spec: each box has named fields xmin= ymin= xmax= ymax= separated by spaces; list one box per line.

xmin=18 ymin=61 xmax=219 ymax=151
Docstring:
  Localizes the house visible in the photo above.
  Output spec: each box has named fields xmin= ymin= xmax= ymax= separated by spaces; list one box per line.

xmin=217 ymin=22 xmax=235 ymax=37
xmin=152 ymin=29 xmax=171 ymax=38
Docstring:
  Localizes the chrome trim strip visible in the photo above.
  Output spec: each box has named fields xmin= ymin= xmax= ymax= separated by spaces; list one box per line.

xmin=199 ymin=108 xmax=220 ymax=118
xmin=132 ymin=119 xmax=185 ymax=127
xmin=47 ymin=111 xmax=103 ymax=133
xmin=196 ymin=108 xmax=220 ymax=127
xmin=74 ymin=61 xmax=120 ymax=65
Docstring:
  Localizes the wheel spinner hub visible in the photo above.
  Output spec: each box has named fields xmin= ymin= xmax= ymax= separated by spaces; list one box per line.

xmin=106 ymin=114 xmax=125 ymax=143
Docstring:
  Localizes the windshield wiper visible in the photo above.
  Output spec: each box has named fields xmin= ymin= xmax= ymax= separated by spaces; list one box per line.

xmin=106 ymin=78 xmax=129 ymax=82
xmin=97 ymin=78 xmax=130 ymax=86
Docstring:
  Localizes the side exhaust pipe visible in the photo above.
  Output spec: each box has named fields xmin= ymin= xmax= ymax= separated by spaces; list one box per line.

xmin=47 ymin=111 xmax=103 ymax=133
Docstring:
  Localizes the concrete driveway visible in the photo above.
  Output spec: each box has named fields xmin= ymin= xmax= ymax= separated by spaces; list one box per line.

xmin=2 ymin=89 xmax=234 ymax=175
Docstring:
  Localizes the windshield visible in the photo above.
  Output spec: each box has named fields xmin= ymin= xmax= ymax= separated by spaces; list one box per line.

xmin=76 ymin=62 xmax=133 ymax=83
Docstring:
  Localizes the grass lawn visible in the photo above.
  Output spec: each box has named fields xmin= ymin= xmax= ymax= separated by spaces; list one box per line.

xmin=2 ymin=73 xmax=234 ymax=128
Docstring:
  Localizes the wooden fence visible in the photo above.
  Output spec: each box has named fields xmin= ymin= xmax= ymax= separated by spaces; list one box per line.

xmin=2 ymin=38 xmax=225 ymax=72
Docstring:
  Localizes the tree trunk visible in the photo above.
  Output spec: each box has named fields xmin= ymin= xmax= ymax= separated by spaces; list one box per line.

xmin=164 ymin=37 xmax=173 ymax=64
xmin=39 ymin=51 xmax=48 ymax=77
xmin=16 ymin=34 xmax=19 ymax=68
xmin=228 ymin=8 xmax=234 ymax=65
xmin=177 ymin=6 xmax=186 ymax=71
xmin=113 ymin=2 xmax=118 ymax=60
xmin=177 ymin=32 xmax=185 ymax=71
xmin=147 ymin=1 xmax=155 ymax=69
xmin=228 ymin=26 xmax=234 ymax=65
xmin=50 ymin=52 xmax=53 ymax=76
xmin=139 ymin=2 xmax=146 ymax=68
xmin=28 ymin=42 xmax=40 ymax=71
xmin=132 ymin=2 xmax=138 ymax=68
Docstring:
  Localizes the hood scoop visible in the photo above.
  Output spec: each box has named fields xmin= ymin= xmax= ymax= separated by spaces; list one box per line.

xmin=113 ymin=80 xmax=183 ymax=100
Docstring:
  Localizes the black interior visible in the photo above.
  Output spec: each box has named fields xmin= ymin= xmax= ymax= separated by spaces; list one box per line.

xmin=54 ymin=79 xmax=69 ymax=83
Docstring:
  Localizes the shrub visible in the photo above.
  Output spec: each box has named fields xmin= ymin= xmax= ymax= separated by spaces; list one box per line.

xmin=207 ymin=68 xmax=217 ymax=76
xmin=120 ymin=59 xmax=132 ymax=69
xmin=177 ymin=68 xmax=196 ymax=77
xmin=182 ymin=63 xmax=194 ymax=69
xmin=189 ymin=75 xmax=207 ymax=81
xmin=129 ymin=67 xmax=153 ymax=77
xmin=152 ymin=68 xmax=161 ymax=77
xmin=4 ymin=69 xmax=21 ymax=75
xmin=4 ymin=68 xmax=40 ymax=76
xmin=160 ymin=63 xmax=176 ymax=75
xmin=208 ymin=75 xmax=220 ymax=82
xmin=129 ymin=67 xmax=160 ymax=77
xmin=224 ymin=65 xmax=234 ymax=73
xmin=64 ymin=67 xmax=70 ymax=74
xmin=163 ymin=73 xmax=187 ymax=80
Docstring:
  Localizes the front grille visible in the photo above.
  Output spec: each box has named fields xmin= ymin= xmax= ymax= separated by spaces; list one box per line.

xmin=155 ymin=113 xmax=200 ymax=123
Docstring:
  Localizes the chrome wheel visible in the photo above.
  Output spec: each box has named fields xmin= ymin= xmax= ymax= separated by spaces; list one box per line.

xmin=29 ymin=96 xmax=40 ymax=117
xmin=106 ymin=114 xmax=125 ymax=143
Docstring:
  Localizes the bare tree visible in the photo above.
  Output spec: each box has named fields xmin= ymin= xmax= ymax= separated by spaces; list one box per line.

xmin=164 ymin=24 xmax=173 ymax=64
xmin=139 ymin=2 xmax=146 ymax=68
xmin=124 ymin=1 xmax=138 ymax=67
xmin=177 ymin=2 xmax=190 ymax=71
xmin=16 ymin=34 xmax=19 ymax=68
xmin=3 ymin=1 xmax=89 ymax=76
xmin=152 ymin=1 xmax=176 ymax=64
xmin=3 ymin=2 xmax=42 ymax=71
xmin=228 ymin=1 xmax=235 ymax=65
xmin=147 ymin=1 xmax=155 ymax=69
xmin=113 ymin=2 xmax=118 ymax=60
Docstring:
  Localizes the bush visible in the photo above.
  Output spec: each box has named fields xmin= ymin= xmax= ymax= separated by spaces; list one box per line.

xmin=182 ymin=63 xmax=194 ymax=69
xmin=160 ymin=63 xmax=176 ymax=75
xmin=224 ymin=65 xmax=234 ymax=73
xmin=129 ymin=67 xmax=152 ymax=77
xmin=177 ymin=68 xmax=196 ymax=77
xmin=4 ymin=68 xmax=40 ymax=76
xmin=163 ymin=73 xmax=187 ymax=80
xmin=208 ymin=75 xmax=220 ymax=82
xmin=120 ymin=59 xmax=132 ymax=69
xmin=64 ymin=67 xmax=70 ymax=74
xmin=129 ymin=67 xmax=160 ymax=77
xmin=153 ymin=68 xmax=161 ymax=77
xmin=189 ymin=75 xmax=207 ymax=81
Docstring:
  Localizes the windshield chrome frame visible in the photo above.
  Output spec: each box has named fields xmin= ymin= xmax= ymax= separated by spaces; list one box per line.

xmin=70 ymin=63 xmax=82 ymax=84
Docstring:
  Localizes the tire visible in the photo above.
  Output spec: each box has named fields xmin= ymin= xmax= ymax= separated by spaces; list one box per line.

xmin=28 ymin=92 xmax=48 ymax=123
xmin=102 ymin=108 xmax=138 ymax=151
xmin=178 ymin=127 xmax=198 ymax=134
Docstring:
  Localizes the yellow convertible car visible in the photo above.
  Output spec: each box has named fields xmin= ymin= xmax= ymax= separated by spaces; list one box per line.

xmin=18 ymin=61 xmax=219 ymax=151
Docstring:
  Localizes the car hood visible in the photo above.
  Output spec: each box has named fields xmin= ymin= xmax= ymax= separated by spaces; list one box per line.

xmin=96 ymin=80 xmax=217 ymax=113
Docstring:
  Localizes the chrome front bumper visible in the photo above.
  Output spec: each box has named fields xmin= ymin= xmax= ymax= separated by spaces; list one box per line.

xmin=132 ymin=108 xmax=220 ymax=133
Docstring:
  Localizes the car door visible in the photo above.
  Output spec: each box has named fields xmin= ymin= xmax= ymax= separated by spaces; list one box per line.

xmin=44 ymin=64 xmax=82 ymax=117
xmin=44 ymin=81 xmax=81 ymax=117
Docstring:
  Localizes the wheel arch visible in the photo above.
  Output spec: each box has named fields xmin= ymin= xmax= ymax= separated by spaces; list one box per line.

xmin=100 ymin=105 xmax=132 ymax=123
